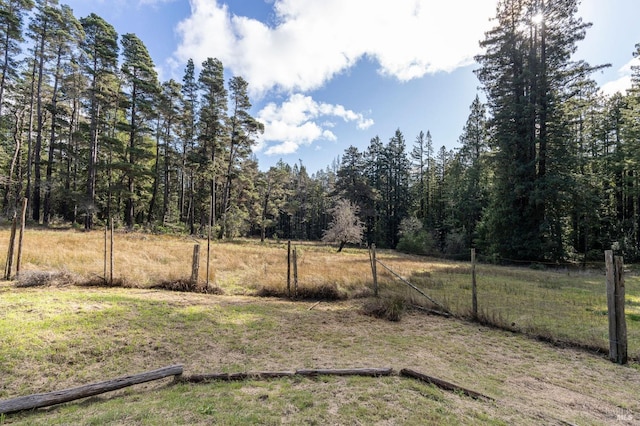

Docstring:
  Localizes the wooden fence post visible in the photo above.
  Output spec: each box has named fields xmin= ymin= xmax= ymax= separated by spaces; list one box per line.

xmin=191 ymin=244 xmax=200 ymax=285
xmin=370 ymin=244 xmax=378 ymax=297
xmin=287 ymin=240 xmax=291 ymax=298
xmin=471 ymin=248 xmax=477 ymax=319
xmin=110 ymin=218 xmax=114 ymax=285
xmin=605 ymin=250 xmax=627 ymax=364
xmin=293 ymin=246 xmax=298 ymax=298
xmin=4 ymin=213 xmax=17 ymax=280
xmin=104 ymin=224 xmax=108 ymax=283
xmin=16 ymin=197 xmax=27 ymax=277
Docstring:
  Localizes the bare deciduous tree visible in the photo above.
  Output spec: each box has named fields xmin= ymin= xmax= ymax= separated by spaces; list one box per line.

xmin=322 ymin=198 xmax=364 ymax=252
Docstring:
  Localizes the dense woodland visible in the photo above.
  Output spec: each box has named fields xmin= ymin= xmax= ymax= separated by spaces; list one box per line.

xmin=1 ymin=0 xmax=640 ymax=262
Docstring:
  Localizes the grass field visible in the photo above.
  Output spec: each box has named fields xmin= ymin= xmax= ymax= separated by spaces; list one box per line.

xmin=1 ymin=229 xmax=640 ymax=423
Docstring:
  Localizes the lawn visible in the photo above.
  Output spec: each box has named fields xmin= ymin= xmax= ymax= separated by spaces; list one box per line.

xmin=1 ymin=286 xmax=640 ymax=424
xmin=1 ymin=229 xmax=640 ymax=424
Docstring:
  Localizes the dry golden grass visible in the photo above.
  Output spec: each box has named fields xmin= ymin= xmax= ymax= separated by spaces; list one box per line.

xmin=2 ymin=227 xmax=639 ymax=358
xmin=0 ymin=229 xmax=375 ymax=296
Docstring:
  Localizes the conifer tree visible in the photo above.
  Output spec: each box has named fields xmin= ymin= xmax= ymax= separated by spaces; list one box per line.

xmin=120 ymin=32 xmax=159 ymax=227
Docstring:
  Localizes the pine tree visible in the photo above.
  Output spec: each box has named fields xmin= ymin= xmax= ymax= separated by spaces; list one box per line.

xmin=120 ymin=32 xmax=159 ymax=227
xmin=219 ymin=76 xmax=263 ymax=238
xmin=27 ymin=0 xmax=62 ymax=222
xmin=453 ymin=95 xmax=489 ymax=246
xmin=180 ymin=58 xmax=198 ymax=230
xmin=43 ymin=4 xmax=83 ymax=224
xmin=80 ymin=13 xmax=118 ymax=228
xmin=0 ymin=0 xmax=34 ymax=116
xmin=197 ymin=57 xmax=227 ymax=234
xmin=476 ymin=0 xmax=600 ymax=261
xmin=410 ymin=130 xmax=433 ymax=223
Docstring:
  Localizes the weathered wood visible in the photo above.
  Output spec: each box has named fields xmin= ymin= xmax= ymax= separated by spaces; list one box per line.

xmin=376 ymin=260 xmax=449 ymax=313
xmin=0 ymin=365 xmax=183 ymax=415
xmin=287 ymin=240 xmax=291 ymax=298
xmin=411 ymin=304 xmax=451 ymax=318
xmin=109 ymin=218 xmax=114 ymax=285
xmin=15 ymin=198 xmax=28 ymax=277
xmin=369 ymin=244 xmax=378 ymax=297
xmin=400 ymin=368 xmax=493 ymax=401
xmin=295 ymin=368 xmax=393 ymax=377
xmin=614 ymin=256 xmax=627 ymax=365
xmin=308 ymin=301 xmax=321 ymax=310
xmin=184 ymin=371 xmax=295 ymax=383
xmin=471 ymin=248 xmax=477 ymax=318
xmin=103 ymin=224 xmax=108 ymax=283
xmin=185 ymin=368 xmax=393 ymax=383
xmin=4 ymin=213 xmax=17 ymax=280
xmin=606 ymin=251 xmax=627 ymax=364
xmin=293 ymin=246 xmax=298 ymax=298
xmin=191 ymin=244 xmax=200 ymax=285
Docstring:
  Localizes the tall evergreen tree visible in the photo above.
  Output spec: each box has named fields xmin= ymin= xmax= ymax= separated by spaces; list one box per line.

xmin=0 ymin=0 xmax=34 ymax=116
xmin=43 ymin=4 xmax=83 ymax=224
xmin=180 ymin=58 xmax=198 ymax=230
xmin=120 ymin=32 xmax=159 ymax=227
xmin=27 ymin=0 xmax=62 ymax=222
xmin=411 ymin=130 xmax=433 ymax=223
xmin=197 ymin=57 xmax=226 ymax=233
xmin=219 ymin=75 xmax=263 ymax=238
xmin=80 ymin=13 xmax=118 ymax=228
xmin=476 ymin=0 xmax=600 ymax=261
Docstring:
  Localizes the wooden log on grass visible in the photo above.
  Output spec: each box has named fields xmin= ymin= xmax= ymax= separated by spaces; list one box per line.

xmin=184 ymin=371 xmax=296 ymax=383
xmin=184 ymin=368 xmax=393 ymax=383
xmin=296 ymin=368 xmax=393 ymax=377
xmin=400 ymin=368 xmax=493 ymax=401
xmin=0 ymin=365 xmax=183 ymax=415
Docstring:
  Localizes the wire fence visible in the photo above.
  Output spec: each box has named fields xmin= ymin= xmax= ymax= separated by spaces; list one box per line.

xmin=373 ymin=250 xmax=640 ymax=362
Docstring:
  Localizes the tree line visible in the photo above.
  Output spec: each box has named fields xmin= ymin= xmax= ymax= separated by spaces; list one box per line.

xmin=1 ymin=0 xmax=640 ymax=263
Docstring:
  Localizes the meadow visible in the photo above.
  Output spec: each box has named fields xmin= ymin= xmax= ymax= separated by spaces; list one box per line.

xmin=1 ymin=228 xmax=640 ymax=424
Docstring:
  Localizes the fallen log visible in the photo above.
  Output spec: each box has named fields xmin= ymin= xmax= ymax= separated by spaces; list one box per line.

xmin=184 ymin=371 xmax=295 ymax=383
xmin=400 ymin=368 xmax=493 ymax=401
xmin=184 ymin=368 xmax=393 ymax=383
xmin=0 ymin=364 xmax=183 ymax=415
xmin=296 ymin=368 xmax=393 ymax=377
xmin=410 ymin=304 xmax=452 ymax=318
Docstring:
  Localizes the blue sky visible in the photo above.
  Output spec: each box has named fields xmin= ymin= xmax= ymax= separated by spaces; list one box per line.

xmin=63 ymin=0 xmax=640 ymax=173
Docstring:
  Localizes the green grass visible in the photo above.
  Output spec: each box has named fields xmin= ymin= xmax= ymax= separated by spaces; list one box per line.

xmin=2 ymin=231 xmax=640 ymax=423
xmin=1 ymin=285 xmax=640 ymax=424
xmin=376 ymin=262 xmax=640 ymax=358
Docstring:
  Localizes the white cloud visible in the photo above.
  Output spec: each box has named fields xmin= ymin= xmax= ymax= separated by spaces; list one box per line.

xmin=139 ymin=0 xmax=176 ymax=5
xmin=600 ymin=57 xmax=640 ymax=96
xmin=174 ymin=0 xmax=497 ymax=95
xmin=257 ymin=94 xmax=373 ymax=156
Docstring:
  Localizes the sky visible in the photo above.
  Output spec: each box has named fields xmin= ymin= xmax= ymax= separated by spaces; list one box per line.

xmin=62 ymin=0 xmax=640 ymax=174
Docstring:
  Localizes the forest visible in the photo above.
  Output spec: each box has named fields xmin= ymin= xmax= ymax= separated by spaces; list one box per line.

xmin=1 ymin=0 xmax=640 ymax=263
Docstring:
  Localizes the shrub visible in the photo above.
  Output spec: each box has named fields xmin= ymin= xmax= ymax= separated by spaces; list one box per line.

xmin=362 ymin=296 xmax=405 ymax=321
xmin=396 ymin=231 xmax=435 ymax=256
xmin=16 ymin=270 xmax=78 ymax=287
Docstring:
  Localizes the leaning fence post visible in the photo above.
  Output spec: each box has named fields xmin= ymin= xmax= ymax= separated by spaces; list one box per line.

xmin=471 ymin=248 xmax=477 ymax=319
xmin=4 ymin=212 xmax=17 ymax=280
xmin=16 ymin=197 xmax=27 ymax=278
xmin=605 ymin=250 xmax=627 ymax=364
xmin=369 ymin=244 xmax=378 ymax=297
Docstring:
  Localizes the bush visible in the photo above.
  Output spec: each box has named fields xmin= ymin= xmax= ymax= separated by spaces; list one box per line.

xmin=362 ymin=296 xmax=405 ymax=321
xmin=396 ymin=230 xmax=435 ymax=256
